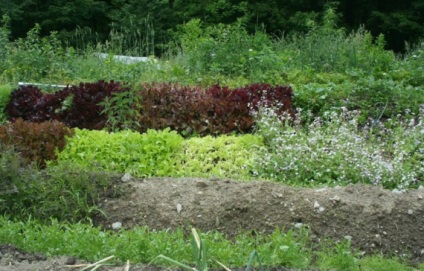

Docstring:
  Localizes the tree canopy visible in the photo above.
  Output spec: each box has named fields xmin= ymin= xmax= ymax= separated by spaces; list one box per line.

xmin=1 ymin=0 xmax=423 ymax=52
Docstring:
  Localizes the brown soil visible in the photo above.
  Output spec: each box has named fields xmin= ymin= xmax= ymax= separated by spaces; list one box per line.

xmin=2 ymin=176 xmax=424 ymax=270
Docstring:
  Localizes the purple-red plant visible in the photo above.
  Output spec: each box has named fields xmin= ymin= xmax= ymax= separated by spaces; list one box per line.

xmin=62 ymin=80 xmax=129 ymax=129
xmin=0 ymin=119 xmax=74 ymax=167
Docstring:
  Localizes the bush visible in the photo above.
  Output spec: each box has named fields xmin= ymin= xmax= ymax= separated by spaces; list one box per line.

xmin=0 ymin=119 xmax=74 ymax=167
xmin=0 ymin=84 xmax=12 ymax=123
xmin=0 ymin=153 xmax=117 ymax=222
xmin=6 ymin=85 xmax=74 ymax=123
xmin=62 ymin=80 xmax=130 ymax=129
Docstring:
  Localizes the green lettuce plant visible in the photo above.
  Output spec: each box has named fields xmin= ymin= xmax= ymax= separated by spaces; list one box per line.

xmin=54 ymin=128 xmax=184 ymax=177
xmin=174 ymin=134 xmax=264 ymax=180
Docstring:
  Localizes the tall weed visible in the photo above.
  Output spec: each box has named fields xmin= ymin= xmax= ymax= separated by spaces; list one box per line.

xmin=275 ymin=7 xmax=396 ymax=74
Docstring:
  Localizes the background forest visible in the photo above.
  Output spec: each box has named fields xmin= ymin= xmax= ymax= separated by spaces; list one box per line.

xmin=1 ymin=0 xmax=423 ymax=55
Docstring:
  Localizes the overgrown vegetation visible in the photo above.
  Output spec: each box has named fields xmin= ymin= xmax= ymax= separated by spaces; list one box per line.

xmin=0 ymin=216 xmax=420 ymax=271
xmin=0 ymin=4 xmax=423 ymax=270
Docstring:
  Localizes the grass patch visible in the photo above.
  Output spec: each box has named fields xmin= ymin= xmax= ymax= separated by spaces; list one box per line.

xmin=0 ymin=216 xmax=420 ymax=270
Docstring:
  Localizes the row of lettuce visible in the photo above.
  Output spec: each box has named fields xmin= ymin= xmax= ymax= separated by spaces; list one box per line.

xmin=5 ymin=80 xmax=293 ymax=134
xmin=1 ymin=111 xmax=423 ymax=190
xmin=0 ymin=118 xmax=262 ymax=180
xmin=1 ymin=80 xmax=423 ymax=190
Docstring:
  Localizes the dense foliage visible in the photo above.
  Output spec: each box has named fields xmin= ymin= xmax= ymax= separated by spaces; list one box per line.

xmin=0 ymin=119 xmax=74 ymax=167
xmin=5 ymin=81 xmax=128 ymax=129
xmin=1 ymin=0 xmax=423 ymax=52
xmin=54 ymin=128 xmax=184 ymax=177
xmin=6 ymin=81 xmax=294 ymax=136
xmin=139 ymin=82 xmax=293 ymax=135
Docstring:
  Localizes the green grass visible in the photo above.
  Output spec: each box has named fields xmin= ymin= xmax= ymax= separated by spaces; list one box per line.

xmin=0 ymin=84 xmax=12 ymax=123
xmin=0 ymin=215 xmax=420 ymax=270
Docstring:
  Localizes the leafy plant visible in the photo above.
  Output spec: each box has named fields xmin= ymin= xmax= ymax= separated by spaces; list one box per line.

xmin=63 ymin=80 xmax=130 ymax=129
xmin=253 ymin=107 xmax=423 ymax=189
xmin=175 ymin=134 xmax=263 ymax=180
xmin=152 ymin=228 xmax=209 ymax=271
xmin=316 ymin=239 xmax=359 ymax=270
xmin=0 ymin=84 xmax=12 ymax=123
xmin=0 ymin=119 xmax=74 ymax=167
xmin=5 ymin=80 xmax=131 ymax=130
xmin=153 ymin=228 xmax=268 ymax=271
xmin=55 ymin=128 xmax=184 ymax=177
xmin=0 ymin=160 xmax=116 ymax=222
xmin=139 ymin=82 xmax=293 ymax=136
xmin=99 ymin=86 xmax=143 ymax=132
xmin=0 ymin=23 xmax=69 ymax=83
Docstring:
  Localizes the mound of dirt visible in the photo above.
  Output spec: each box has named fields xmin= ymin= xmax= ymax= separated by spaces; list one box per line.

xmin=2 ymin=177 xmax=424 ymax=270
xmin=94 ymin=177 xmax=424 ymax=264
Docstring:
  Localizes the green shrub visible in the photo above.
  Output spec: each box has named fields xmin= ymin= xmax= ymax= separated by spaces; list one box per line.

xmin=0 ymin=24 xmax=71 ymax=84
xmin=316 ymin=239 xmax=359 ymax=270
xmin=0 ymin=154 xmax=116 ymax=222
xmin=174 ymin=134 xmax=263 ymax=180
xmin=293 ymin=75 xmax=424 ymax=124
xmin=55 ymin=128 xmax=184 ymax=177
xmin=275 ymin=7 xmax=396 ymax=74
xmin=173 ymin=18 xmax=283 ymax=80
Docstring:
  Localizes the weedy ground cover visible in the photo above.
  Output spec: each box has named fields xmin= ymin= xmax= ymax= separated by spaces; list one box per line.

xmin=0 ymin=216 xmax=421 ymax=271
xmin=252 ymin=107 xmax=424 ymax=189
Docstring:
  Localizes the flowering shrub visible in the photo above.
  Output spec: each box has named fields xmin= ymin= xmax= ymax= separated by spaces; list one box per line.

xmin=252 ymin=107 xmax=424 ymax=189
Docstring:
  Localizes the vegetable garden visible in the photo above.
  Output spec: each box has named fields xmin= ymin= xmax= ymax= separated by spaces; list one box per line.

xmin=0 ymin=9 xmax=424 ymax=271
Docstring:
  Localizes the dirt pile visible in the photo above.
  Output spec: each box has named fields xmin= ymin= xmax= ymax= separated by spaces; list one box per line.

xmin=95 ymin=177 xmax=424 ymax=264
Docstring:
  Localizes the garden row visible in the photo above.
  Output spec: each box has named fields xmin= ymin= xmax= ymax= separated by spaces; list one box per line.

xmin=0 ymin=118 xmax=262 ymax=179
xmin=5 ymin=80 xmax=293 ymax=135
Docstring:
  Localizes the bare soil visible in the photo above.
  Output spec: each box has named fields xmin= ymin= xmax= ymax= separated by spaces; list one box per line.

xmin=2 ymin=176 xmax=424 ymax=270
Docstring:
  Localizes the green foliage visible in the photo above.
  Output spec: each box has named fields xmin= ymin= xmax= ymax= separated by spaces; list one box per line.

xmin=0 ymin=23 xmax=71 ymax=83
xmin=55 ymin=128 xmax=184 ymax=177
xmin=0 ymin=217 xmax=417 ymax=270
xmin=174 ymin=134 xmax=263 ymax=180
xmin=152 ymin=228 xmax=209 ymax=271
xmin=359 ymin=255 xmax=415 ymax=271
xmin=0 ymin=119 xmax=74 ymax=167
xmin=0 ymin=144 xmax=27 ymax=199
xmin=293 ymin=74 xmax=424 ymax=122
xmin=0 ymin=15 xmax=10 ymax=62
xmin=55 ymin=129 xmax=263 ymax=180
xmin=0 ymin=84 xmax=12 ymax=123
xmin=400 ymin=40 xmax=424 ymax=86
xmin=0 ymin=148 xmax=115 ymax=222
xmin=173 ymin=18 xmax=283 ymax=81
xmin=253 ymin=108 xmax=424 ymax=189
xmin=99 ymin=86 xmax=143 ymax=132
xmin=258 ymin=228 xmax=311 ymax=268
xmin=275 ymin=7 xmax=396 ymax=74
xmin=316 ymin=239 xmax=359 ymax=270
